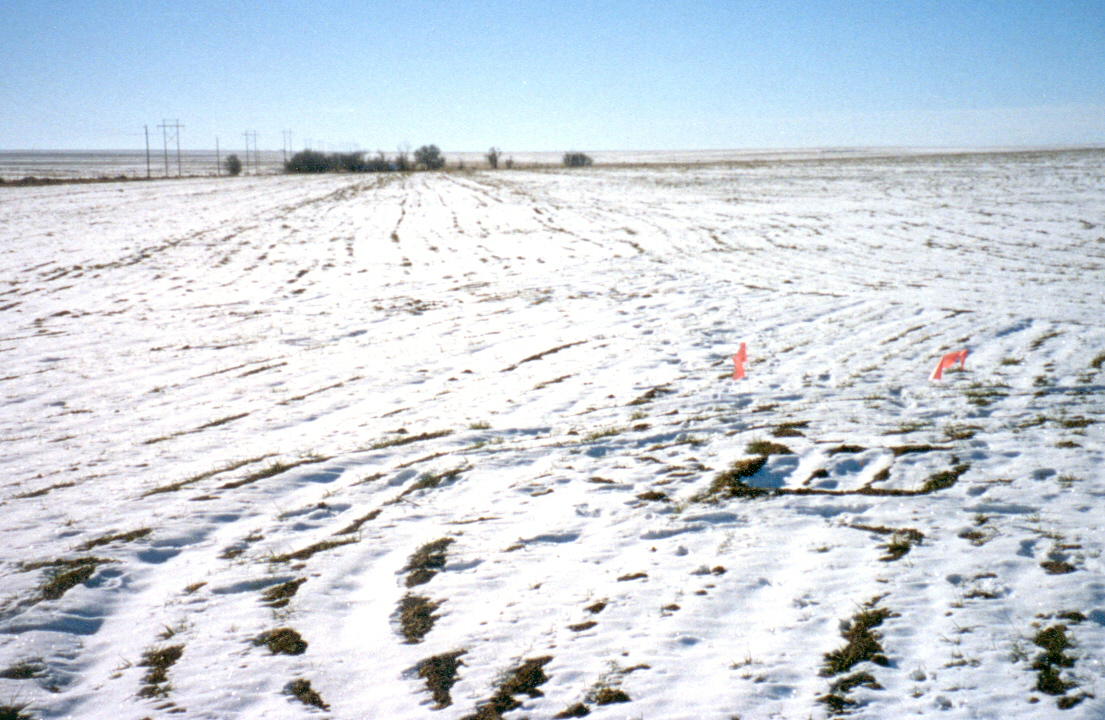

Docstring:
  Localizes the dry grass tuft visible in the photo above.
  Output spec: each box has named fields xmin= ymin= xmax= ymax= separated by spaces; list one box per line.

xmin=137 ymin=644 xmax=183 ymax=698
xmin=745 ymin=440 xmax=792 ymax=455
xmin=286 ymin=678 xmax=329 ymax=710
xmin=270 ymin=536 xmax=358 ymax=563
xmin=370 ymin=429 xmax=453 ymax=450
xmin=255 ymin=628 xmax=308 ymax=655
xmin=1032 ymin=625 xmax=1078 ymax=698
xmin=405 ymin=538 xmax=455 ymax=587
xmin=463 ymin=656 xmax=553 ymax=720
xmin=75 ymin=528 xmax=151 ymax=551
xmin=261 ymin=577 xmax=306 ymax=608
xmin=334 ymin=508 xmax=381 ymax=535
xmin=772 ymin=421 xmax=809 ymax=437
xmin=398 ymin=594 xmax=442 ymax=643
xmin=821 ymin=602 xmax=897 ymax=677
xmin=28 ymin=557 xmax=113 ymax=602
xmin=418 ymin=651 xmax=466 ymax=708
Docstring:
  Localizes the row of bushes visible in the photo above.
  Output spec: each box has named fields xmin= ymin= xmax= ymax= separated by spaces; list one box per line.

xmin=278 ymin=146 xmax=593 ymax=174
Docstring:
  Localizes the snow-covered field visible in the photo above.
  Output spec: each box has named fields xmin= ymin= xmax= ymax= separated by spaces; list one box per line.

xmin=1 ymin=149 xmax=1103 ymax=719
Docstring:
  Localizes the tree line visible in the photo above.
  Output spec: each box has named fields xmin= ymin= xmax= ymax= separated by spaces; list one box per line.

xmin=236 ymin=146 xmax=593 ymax=175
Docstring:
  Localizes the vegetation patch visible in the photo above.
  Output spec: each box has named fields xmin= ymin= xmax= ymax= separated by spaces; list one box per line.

xmin=919 ymin=463 xmax=970 ymax=493
xmin=28 ymin=557 xmax=113 ymax=602
xmin=699 ymin=458 xmax=968 ymax=503
xmin=584 ymin=426 xmax=624 ymax=442
xmin=590 ymin=686 xmax=631 ymax=704
xmin=269 ymin=536 xmax=358 ymax=563
xmin=417 ymin=651 xmax=466 ymax=708
xmin=617 ymin=572 xmax=648 ymax=582
xmin=958 ymin=529 xmax=990 ymax=546
xmin=334 ymin=508 xmax=381 ymax=535
xmin=821 ymin=601 xmax=896 ymax=677
xmin=772 ymin=421 xmax=809 ymax=437
xmin=963 ymin=381 xmax=1009 ymax=407
xmin=553 ymin=703 xmax=592 ymax=717
xmin=463 ymin=656 xmax=553 ymax=720
xmin=143 ymin=455 xmax=271 ymax=496
xmin=219 ymin=455 xmax=329 ymax=490
xmin=286 ymin=678 xmax=329 ymax=711
xmin=1 ymin=658 xmax=45 ymax=680
xmin=261 ymin=577 xmax=306 ymax=608
xmin=1030 ymin=625 xmax=1083 ymax=705
xmin=746 ymin=440 xmax=792 ymax=455
xmin=405 ymin=538 xmax=454 ymax=587
xmin=700 ymin=456 xmax=770 ymax=500
xmin=137 ymin=644 xmax=183 ymax=698
xmin=75 ymin=527 xmax=151 ymax=551
xmin=398 ymin=594 xmax=442 ymax=643
xmin=369 ymin=429 xmax=453 ymax=450
xmin=1058 ymin=416 xmax=1094 ymax=429
xmin=398 ymin=465 xmax=467 ymax=498
xmin=628 ymin=385 xmax=674 ymax=406
xmin=818 ymin=671 xmax=882 ymax=714
xmin=13 ymin=479 xmax=77 ymax=499
xmin=255 ymin=628 xmax=308 ymax=655
xmin=501 ymin=341 xmax=587 ymax=372
xmin=889 ymin=444 xmax=945 ymax=457
xmin=883 ymin=420 xmax=930 ymax=435
xmin=943 ymin=424 xmax=981 ymax=441
xmin=848 ymin=524 xmax=925 ymax=561
xmin=0 ymin=702 xmax=35 ymax=720
xmin=826 ymin=444 xmax=865 ymax=455
xmin=1041 ymin=560 xmax=1077 ymax=575
xmin=1030 ymin=331 xmax=1061 ymax=351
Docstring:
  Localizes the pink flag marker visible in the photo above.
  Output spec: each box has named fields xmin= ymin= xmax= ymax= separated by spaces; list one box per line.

xmin=930 ymin=349 xmax=968 ymax=381
xmin=733 ymin=342 xmax=747 ymax=380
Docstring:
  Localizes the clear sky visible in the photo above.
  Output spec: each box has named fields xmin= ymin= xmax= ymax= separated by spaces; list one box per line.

xmin=2 ymin=0 xmax=1102 ymax=152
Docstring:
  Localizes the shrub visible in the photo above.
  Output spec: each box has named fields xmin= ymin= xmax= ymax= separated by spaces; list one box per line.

xmin=225 ymin=154 xmax=242 ymax=176
xmin=486 ymin=147 xmax=501 ymax=169
xmin=414 ymin=144 xmax=445 ymax=170
xmin=563 ymin=152 xmax=593 ymax=168
xmin=395 ymin=144 xmax=411 ymax=171
xmin=331 ymin=152 xmax=369 ymax=172
xmin=285 ymin=149 xmax=333 ymax=173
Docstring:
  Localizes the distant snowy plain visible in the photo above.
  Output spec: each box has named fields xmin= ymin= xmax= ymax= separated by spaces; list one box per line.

xmin=1 ymin=149 xmax=1103 ymax=719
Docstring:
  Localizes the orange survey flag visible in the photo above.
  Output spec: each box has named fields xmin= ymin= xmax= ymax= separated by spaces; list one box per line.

xmin=930 ymin=349 xmax=968 ymax=381
xmin=733 ymin=342 xmax=747 ymax=380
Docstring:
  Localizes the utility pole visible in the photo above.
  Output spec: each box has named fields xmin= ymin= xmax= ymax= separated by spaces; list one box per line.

xmin=144 ymin=125 xmax=151 ymax=179
xmin=216 ymin=137 xmax=221 ymax=177
xmin=243 ymin=131 xmax=258 ymax=174
xmin=282 ymin=130 xmax=293 ymax=164
xmin=158 ymin=119 xmax=184 ymax=178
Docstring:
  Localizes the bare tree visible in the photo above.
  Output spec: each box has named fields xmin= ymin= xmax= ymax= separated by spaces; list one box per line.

xmin=485 ymin=147 xmax=501 ymax=169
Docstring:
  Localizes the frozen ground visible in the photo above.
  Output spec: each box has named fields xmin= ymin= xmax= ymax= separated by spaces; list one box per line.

xmin=1 ymin=149 xmax=1103 ymax=719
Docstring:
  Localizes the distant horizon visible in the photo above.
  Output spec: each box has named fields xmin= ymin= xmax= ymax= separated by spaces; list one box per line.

xmin=3 ymin=142 xmax=1103 ymax=155
xmin=3 ymin=2 xmax=1102 ymax=152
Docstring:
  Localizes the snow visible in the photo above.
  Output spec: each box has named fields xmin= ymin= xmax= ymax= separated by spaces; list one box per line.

xmin=1 ymin=148 xmax=1104 ymax=719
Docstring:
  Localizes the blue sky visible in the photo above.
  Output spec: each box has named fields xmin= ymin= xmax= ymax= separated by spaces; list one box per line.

xmin=2 ymin=0 xmax=1102 ymax=151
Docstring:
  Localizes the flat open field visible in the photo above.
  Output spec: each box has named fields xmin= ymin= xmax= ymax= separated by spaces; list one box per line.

xmin=1 ymin=149 xmax=1104 ymax=719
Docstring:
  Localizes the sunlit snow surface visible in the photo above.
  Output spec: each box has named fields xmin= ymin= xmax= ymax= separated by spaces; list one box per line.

xmin=1 ymin=150 xmax=1104 ymax=719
